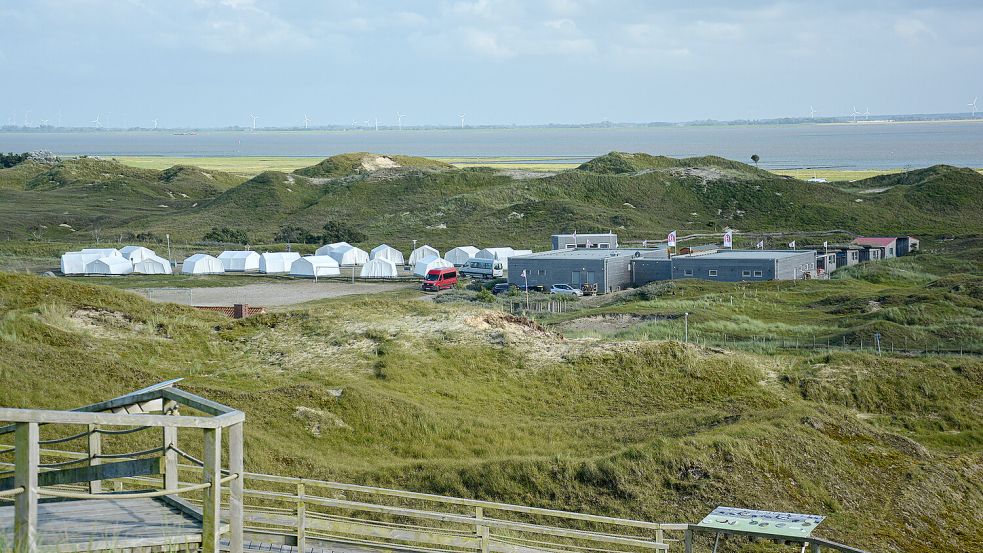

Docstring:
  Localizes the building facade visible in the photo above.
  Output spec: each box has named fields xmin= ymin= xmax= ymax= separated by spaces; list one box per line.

xmin=631 ymin=250 xmax=819 ymax=285
xmin=835 ymin=248 xmax=861 ymax=268
xmin=508 ymin=248 xmax=646 ymax=294
xmin=550 ymin=233 xmax=619 ymax=251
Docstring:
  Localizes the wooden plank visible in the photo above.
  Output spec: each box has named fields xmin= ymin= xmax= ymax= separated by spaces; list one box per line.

xmin=228 ymin=422 xmax=245 ymax=553
xmin=0 ymin=456 xmax=161 ymax=491
xmin=88 ymin=424 xmax=101 ymax=494
xmin=163 ymin=389 xmax=236 ymax=416
xmin=0 ymin=408 xmax=240 ymax=429
xmin=14 ymin=422 xmax=39 ymax=553
xmin=296 ymin=483 xmax=306 ymax=553
xmin=305 ymin=518 xmax=481 ymax=550
xmin=163 ymin=400 xmax=179 ymax=490
xmin=202 ymin=427 xmax=223 ymax=553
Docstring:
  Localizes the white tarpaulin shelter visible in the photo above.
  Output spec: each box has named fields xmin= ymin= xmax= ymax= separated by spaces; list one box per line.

xmin=476 ymin=247 xmax=517 ymax=269
xmin=120 ymin=246 xmax=156 ymax=263
xmin=445 ymin=246 xmax=480 ymax=267
xmin=182 ymin=254 xmax=225 ymax=275
xmin=218 ymin=250 xmax=260 ymax=272
xmin=409 ymin=245 xmax=440 ymax=266
xmin=85 ymin=256 xmax=133 ymax=275
xmin=81 ymin=248 xmax=122 ymax=258
xmin=259 ymin=252 xmax=302 ymax=274
xmin=315 ymin=242 xmax=352 ymax=256
xmin=133 ymin=254 xmax=172 ymax=275
xmin=329 ymin=245 xmax=369 ymax=266
xmin=290 ymin=255 xmax=340 ymax=278
xmin=60 ymin=249 xmax=122 ymax=275
xmin=413 ymin=256 xmax=453 ymax=277
xmin=360 ymin=258 xmax=398 ymax=278
xmin=370 ymin=244 xmax=405 ymax=265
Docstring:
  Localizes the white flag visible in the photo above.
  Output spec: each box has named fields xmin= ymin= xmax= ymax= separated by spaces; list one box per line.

xmin=585 ymin=239 xmax=593 ymax=248
xmin=788 ymin=240 xmax=796 ymax=249
xmin=756 ymin=240 xmax=764 ymax=249
xmin=723 ymin=231 xmax=733 ymax=249
xmin=667 ymin=231 xmax=677 ymax=248
xmin=823 ymin=241 xmax=828 ymax=249
xmin=520 ymin=269 xmax=527 ymax=278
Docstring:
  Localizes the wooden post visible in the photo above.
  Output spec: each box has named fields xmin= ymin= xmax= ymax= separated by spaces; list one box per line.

xmin=14 ymin=422 xmax=39 ymax=553
xmin=87 ymin=424 xmax=101 ymax=494
xmin=684 ymin=527 xmax=693 ymax=553
xmin=296 ymin=482 xmax=307 ymax=553
xmin=162 ymin=400 xmax=178 ymax=490
xmin=475 ymin=506 xmax=489 ymax=553
xmin=656 ymin=528 xmax=665 ymax=549
xmin=228 ymin=422 xmax=244 ymax=553
xmin=202 ymin=427 xmax=222 ymax=553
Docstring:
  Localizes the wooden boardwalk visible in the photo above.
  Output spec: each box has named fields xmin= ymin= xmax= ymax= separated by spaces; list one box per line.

xmin=0 ymin=498 xmax=202 ymax=552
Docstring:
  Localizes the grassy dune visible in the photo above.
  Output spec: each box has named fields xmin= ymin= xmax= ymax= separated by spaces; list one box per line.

xmin=0 ymin=259 xmax=981 ymax=552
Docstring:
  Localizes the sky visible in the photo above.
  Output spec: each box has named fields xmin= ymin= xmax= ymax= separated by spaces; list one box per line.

xmin=2 ymin=0 xmax=982 ymax=128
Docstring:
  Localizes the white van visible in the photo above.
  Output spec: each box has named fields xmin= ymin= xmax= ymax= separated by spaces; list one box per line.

xmin=460 ymin=258 xmax=504 ymax=279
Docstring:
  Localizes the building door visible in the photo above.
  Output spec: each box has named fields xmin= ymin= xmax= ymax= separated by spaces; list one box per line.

xmin=585 ymin=271 xmax=596 ymax=284
xmin=571 ymin=271 xmax=581 ymax=286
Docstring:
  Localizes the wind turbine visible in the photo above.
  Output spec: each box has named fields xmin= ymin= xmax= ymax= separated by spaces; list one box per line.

xmin=863 ymin=107 xmax=870 ymax=121
xmin=152 ymin=118 xmax=159 ymax=130
xmin=850 ymin=106 xmax=860 ymax=123
xmin=969 ymin=97 xmax=979 ymax=118
xmin=809 ymin=106 xmax=816 ymax=119
xmin=40 ymin=119 xmax=49 ymax=127
xmin=374 ymin=117 xmax=379 ymax=131
xmin=249 ymin=114 xmax=259 ymax=130
xmin=303 ymin=114 xmax=310 ymax=129
xmin=92 ymin=115 xmax=102 ymax=128
xmin=396 ymin=112 xmax=405 ymax=131
xmin=458 ymin=113 xmax=466 ymax=128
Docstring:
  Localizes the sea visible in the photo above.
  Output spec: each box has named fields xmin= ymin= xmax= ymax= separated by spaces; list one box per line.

xmin=2 ymin=121 xmax=982 ymax=170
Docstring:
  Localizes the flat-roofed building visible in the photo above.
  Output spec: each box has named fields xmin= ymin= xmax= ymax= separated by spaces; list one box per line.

xmin=508 ymin=247 xmax=660 ymax=294
xmin=551 ymin=232 xmax=618 ymax=251
xmin=632 ymin=249 xmax=818 ymax=285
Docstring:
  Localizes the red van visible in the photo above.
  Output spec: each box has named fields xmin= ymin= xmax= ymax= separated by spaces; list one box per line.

xmin=421 ymin=267 xmax=458 ymax=291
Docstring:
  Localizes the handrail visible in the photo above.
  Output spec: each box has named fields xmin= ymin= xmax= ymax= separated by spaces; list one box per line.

xmin=0 ymin=486 xmax=24 ymax=498
xmin=0 ymin=407 xmax=244 ymax=429
xmin=244 ymin=472 xmax=683 ymax=532
xmin=38 ymin=473 xmax=239 ymax=500
xmin=37 ymin=429 xmax=92 ymax=445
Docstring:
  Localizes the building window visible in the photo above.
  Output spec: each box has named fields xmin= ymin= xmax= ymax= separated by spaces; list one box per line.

xmin=684 ymin=269 xmax=694 ymax=276
xmin=537 ymin=269 xmax=546 ymax=276
xmin=889 ymin=247 xmax=894 ymax=255
xmin=753 ymin=270 xmax=763 ymax=277
xmin=565 ymin=244 xmax=576 ymax=249
xmin=742 ymin=270 xmax=751 ymax=277
xmin=708 ymin=269 xmax=718 ymax=277
xmin=598 ymin=243 xmax=610 ymax=249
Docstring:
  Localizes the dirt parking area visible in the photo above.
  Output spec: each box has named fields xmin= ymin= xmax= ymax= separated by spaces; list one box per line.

xmin=139 ymin=281 xmax=415 ymax=307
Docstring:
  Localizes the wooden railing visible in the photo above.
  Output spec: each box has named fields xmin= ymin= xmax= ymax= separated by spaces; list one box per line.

xmin=0 ymin=380 xmax=245 ymax=553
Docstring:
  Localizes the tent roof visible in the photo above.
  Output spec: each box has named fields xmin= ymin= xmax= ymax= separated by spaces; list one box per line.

xmin=297 ymin=255 xmax=339 ymax=266
xmin=219 ymin=250 xmax=259 ymax=259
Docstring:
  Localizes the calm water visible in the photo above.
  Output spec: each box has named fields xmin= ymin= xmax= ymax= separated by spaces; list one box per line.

xmin=2 ymin=121 xmax=982 ymax=169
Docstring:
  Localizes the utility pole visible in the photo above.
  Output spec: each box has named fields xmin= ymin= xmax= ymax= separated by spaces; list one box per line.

xmin=166 ymin=234 xmax=172 ymax=267
xmin=684 ymin=312 xmax=689 ymax=343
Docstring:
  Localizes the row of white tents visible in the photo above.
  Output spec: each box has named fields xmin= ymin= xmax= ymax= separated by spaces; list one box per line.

xmin=60 ymin=243 xmax=534 ymax=278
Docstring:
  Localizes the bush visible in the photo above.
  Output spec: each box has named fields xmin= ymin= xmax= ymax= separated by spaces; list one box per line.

xmin=274 ymin=225 xmax=320 ymax=244
xmin=203 ymin=227 xmax=249 ymax=244
xmin=0 ymin=152 xmax=29 ymax=168
xmin=476 ymin=288 xmax=496 ymax=303
xmin=322 ymin=221 xmax=366 ymax=244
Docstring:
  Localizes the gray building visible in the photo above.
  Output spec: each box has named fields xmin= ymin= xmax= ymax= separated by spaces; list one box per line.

xmin=816 ymin=252 xmax=837 ymax=275
xmin=896 ymin=236 xmax=920 ymax=256
xmin=632 ymin=250 xmax=819 ymax=285
xmin=508 ymin=248 xmax=656 ymax=294
xmin=835 ymin=247 xmax=861 ymax=268
xmin=852 ymin=237 xmax=898 ymax=259
xmin=551 ymin=232 xmax=618 ymax=251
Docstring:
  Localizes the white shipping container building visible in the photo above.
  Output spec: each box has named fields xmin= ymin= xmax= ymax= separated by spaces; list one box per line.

xmin=290 ymin=255 xmax=340 ymax=278
xmin=360 ymin=258 xmax=398 ymax=278
xmin=370 ymin=244 xmax=405 ymax=265
xmin=182 ymin=254 xmax=225 ymax=275
xmin=445 ymin=246 xmax=480 ymax=267
xmin=133 ymin=254 xmax=173 ymax=275
xmin=218 ymin=250 xmax=260 ymax=272
xmin=329 ymin=245 xmax=369 ymax=266
xmin=409 ymin=245 xmax=440 ymax=266
xmin=259 ymin=252 xmax=302 ymax=274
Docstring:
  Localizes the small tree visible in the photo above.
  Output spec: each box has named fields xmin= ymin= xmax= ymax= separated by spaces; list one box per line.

xmin=750 ymin=154 xmax=760 ymax=167
xmin=274 ymin=225 xmax=319 ymax=244
xmin=322 ymin=221 xmax=366 ymax=244
xmin=203 ymin=226 xmax=249 ymax=244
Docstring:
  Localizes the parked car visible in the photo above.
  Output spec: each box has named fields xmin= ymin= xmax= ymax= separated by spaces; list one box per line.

xmin=492 ymin=282 xmax=517 ymax=295
xmin=421 ymin=267 xmax=459 ymax=291
xmin=549 ymin=284 xmax=583 ymax=296
xmin=460 ymin=258 xmax=504 ymax=279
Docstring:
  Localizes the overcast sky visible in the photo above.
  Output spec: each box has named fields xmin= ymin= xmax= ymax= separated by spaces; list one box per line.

xmin=2 ymin=1 xmax=982 ymax=128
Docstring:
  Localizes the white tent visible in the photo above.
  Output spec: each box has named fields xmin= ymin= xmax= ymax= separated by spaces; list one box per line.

xmin=133 ymin=254 xmax=173 ymax=275
xmin=370 ymin=244 xmax=405 ymax=265
xmin=315 ymin=242 xmax=352 ymax=256
xmin=120 ymin=246 xmax=157 ymax=263
xmin=290 ymin=255 xmax=340 ymax=278
xmin=182 ymin=254 xmax=225 ymax=275
xmin=409 ymin=245 xmax=440 ymax=266
xmin=476 ymin=247 xmax=517 ymax=269
xmin=218 ymin=250 xmax=260 ymax=272
xmin=60 ymin=249 xmax=122 ymax=275
xmin=445 ymin=246 xmax=480 ymax=267
xmin=85 ymin=256 xmax=133 ymax=275
xmin=259 ymin=252 xmax=302 ymax=274
xmin=360 ymin=258 xmax=398 ymax=278
xmin=329 ymin=245 xmax=369 ymax=266
xmin=413 ymin=256 xmax=453 ymax=277
xmin=80 ymin=248 xmax=122 ymax=258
